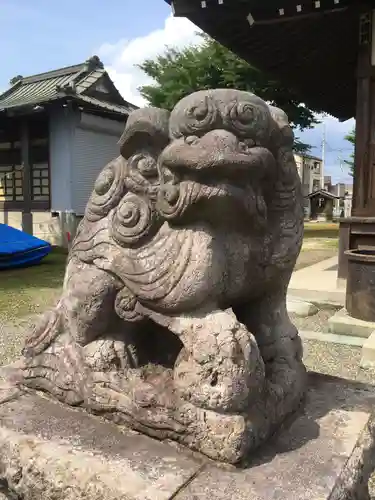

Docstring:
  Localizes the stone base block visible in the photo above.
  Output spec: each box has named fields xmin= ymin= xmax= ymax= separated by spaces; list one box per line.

xmin=0 ymin=369 xmax=374 ymax=500
xmin=300 ymin=329 xmax=365 ymax=347
xmin=287 ymin=296 xmax=318 ymax=317
xmin=328 ymin=307 xmax=375 ymax=338
xmin=361 ymin=331 xmax=375 ymax=368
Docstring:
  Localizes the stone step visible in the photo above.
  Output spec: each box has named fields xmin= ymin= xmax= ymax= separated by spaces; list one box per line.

xmin=287 ymin=297 xmax=318 ymax=317
xmin=328 ymin=308 xmax=375 ymax=339
xmin=300 ymin=329 xmax=365 ymax=347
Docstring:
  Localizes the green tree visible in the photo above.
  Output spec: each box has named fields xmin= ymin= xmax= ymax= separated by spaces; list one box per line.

xmin=138 ymin=34 xmax=321 ymax=153
xmin=344 ymin=128 xmax=355 ymax=177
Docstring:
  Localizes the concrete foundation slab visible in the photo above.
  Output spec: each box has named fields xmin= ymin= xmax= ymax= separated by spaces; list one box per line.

xmin=288 ymin=256 xmax=345 ymax=306
xmin=361 ymin=331 xmax=375 ymax=369
xmin=300 ymin=329 xmax=365 ymax=347
xmin=328 ymin=308 xmax=375 ymax=338
xmin=0 ymin=393 xmax=204 ymax=500
xmin=0 ymin=370 xmax=374 ymax=499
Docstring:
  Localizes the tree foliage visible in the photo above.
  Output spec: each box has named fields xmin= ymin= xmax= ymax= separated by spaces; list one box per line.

xmin=138 ymin=34 xmax=321 ymax=153
xmin=344 ymin=128 xmax=355 ymax=177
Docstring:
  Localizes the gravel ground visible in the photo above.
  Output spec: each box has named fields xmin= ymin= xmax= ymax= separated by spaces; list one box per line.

xmin=303 ymin=338 xmax=375 ymax=384
xmin=290 ymin=302 xmax=375 ymax=383
xmin=290 ymin=305 xmax=339 ymax=333
xmin=0 ymin=315 xmax=38 ymax=366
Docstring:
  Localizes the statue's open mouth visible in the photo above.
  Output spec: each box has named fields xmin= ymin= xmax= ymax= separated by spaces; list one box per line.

xmin=156 ymin=129 xmax=274 ymax=221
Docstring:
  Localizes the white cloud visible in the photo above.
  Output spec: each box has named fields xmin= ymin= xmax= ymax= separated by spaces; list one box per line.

xmin=98 ymin=15 xmax=203 ymax=107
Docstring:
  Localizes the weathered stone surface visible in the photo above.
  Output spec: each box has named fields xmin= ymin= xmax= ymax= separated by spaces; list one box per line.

xmin=20 ymin=89 xmax=306 ymax=463
xmin=0 ymin=390 xmax=204 ymax=500
xmin=287 ymin=296 xmax=318 ymax=317
xmin=175 ymin=373 xmax=375 ymax=500
xmin=0 ymin=373 xmax=374 ymax=500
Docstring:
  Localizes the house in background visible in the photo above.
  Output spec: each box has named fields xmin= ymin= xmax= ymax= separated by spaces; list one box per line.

xmin=324 ymin=176 xmax=353 ymax=218
xmin=0 ymin=56 xmax=137 ymax=245
xmin=293 ymin=154 xmax=353 ymax=220
xmin=294 ymin=153 xmax=323 ymax=216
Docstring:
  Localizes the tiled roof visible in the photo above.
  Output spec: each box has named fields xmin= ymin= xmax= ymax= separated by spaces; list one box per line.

xmin=306 ymin=189 xmax=338 ymax=200
xmin=0 ymin=56 xmax=137 ymax=116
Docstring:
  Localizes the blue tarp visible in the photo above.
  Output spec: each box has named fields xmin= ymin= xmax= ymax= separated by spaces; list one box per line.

xmin=0 ymin=223 xmax=52 ymax=270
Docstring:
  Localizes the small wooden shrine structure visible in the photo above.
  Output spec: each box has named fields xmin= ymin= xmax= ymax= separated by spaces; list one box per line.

xmin=306 ymin=189 xmax=338 ymax=221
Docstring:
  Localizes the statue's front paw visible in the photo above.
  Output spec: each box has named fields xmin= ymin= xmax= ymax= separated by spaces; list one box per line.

xmin=173 ymin=310 xmax=265 ymax=413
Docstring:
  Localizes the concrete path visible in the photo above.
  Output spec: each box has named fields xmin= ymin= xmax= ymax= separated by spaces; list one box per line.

xmin=288 ymin=256 xmax=345 ymax=306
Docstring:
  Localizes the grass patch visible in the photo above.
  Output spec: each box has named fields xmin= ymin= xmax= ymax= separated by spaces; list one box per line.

xmin=304 ymin=222 xmax=339 ymax=239
xmin=301 ymin=238 xmax=339 ymax=251
xmin=0 ymin=248 xmax=66 ymax=322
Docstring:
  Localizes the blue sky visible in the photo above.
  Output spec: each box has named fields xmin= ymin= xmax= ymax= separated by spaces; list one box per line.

xmin=0 ymin=0 xmax=354 ymax=183
xmin=0 ymin=0 xmax=170 ymax=80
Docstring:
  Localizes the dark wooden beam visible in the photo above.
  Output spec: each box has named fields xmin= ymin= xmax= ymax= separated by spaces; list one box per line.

xmin=0 ymin=200 xmax=49 ymax=211
xmin=352 ymin=9 xmax=375 ymax=216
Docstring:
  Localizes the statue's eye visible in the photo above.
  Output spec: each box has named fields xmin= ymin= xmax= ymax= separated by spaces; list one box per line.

xmin=225 ymin=100 xmax=271 ymax=142
xmin=191 ymin=103 xmax=208 ymax=121
xmin=238 ymin=104 xmax=254 ymax=123
xmin=170 ymin=95 xmax=220 ymax=138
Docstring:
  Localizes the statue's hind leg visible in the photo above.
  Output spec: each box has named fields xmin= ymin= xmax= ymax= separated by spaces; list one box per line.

xmin=234 ymin=282 xmax=307 ymax=430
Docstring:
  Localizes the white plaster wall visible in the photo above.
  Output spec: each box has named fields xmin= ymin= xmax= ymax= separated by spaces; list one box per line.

xmin=0 ymin=211 xmax=81 ymax=247
xmin=49 ymin=107 xmax=78 ymax=212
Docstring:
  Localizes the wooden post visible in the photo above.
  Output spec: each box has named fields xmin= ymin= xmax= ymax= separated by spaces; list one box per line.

xmin=337 ymin=9 xmax=375 ymax=282
xmin=352 ymin=10 xmax=375 ymax=216
xmin=20 ymin=119 xmax=32 ymax=234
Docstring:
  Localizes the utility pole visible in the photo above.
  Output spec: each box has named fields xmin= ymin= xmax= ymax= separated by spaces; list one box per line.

xmin=300 ymin=155 xmax=308 ymax=218
xmin=301 ymin=156 xmax=305 ymax=190
xmin=337 ymin=151 xmax=344 ymax=173
xmin=321 ymin=121 xmax=326 ymax=190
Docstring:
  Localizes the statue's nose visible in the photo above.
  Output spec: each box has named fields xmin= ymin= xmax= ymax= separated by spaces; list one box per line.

xmin=199 ymin=129 xmax=239 ymax=151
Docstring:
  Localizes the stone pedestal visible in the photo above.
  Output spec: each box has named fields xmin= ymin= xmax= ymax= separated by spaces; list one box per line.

xmin=1 ymin=369 xmax=374 ymax=500
xmin=361 ymin=331 xmax=375 ymax=368
xmin=328 ymin=307 xmax=375 ymax=338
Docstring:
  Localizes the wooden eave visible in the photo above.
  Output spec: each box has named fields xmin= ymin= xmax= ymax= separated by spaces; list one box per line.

xmin=168 ymin=0 xmax=375 ymax=119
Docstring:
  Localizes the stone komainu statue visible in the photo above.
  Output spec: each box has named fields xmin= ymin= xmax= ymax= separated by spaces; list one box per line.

xmin=22 ymin=89 xmax=305 ymax=464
